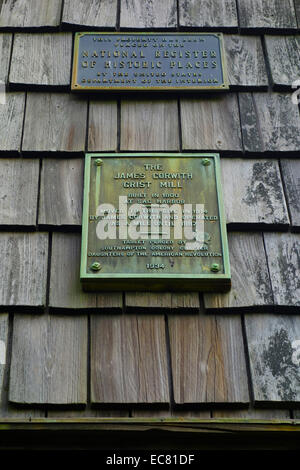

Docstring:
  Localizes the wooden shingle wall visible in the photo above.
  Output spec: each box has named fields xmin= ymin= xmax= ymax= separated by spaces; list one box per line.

xmin=0 ymin=0 xmax=300 ymax=420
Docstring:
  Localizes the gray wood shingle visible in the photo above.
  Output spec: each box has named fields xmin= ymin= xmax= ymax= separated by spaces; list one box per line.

xmin=9 ymin=314 xmax=87 ymax=405
xmin=169 ymin=313 xmax=249 ymax=405
xmin=0 ymin=0 xmax=62 ymax=29
xmin=181 ymin=94 xmax=242 ymax=153
xmin=120 ymin=0 xmax=177 ymax=29
xmin=125 ymin=292 xmax=199 ymax=312
xmin=280 ymin=159 xmax=300 ymax=230
xmin=265 ymin=35 xmax=300 ymax=89
xmin=62 ymin=0 xmax=118 ymax=29
xmin=0 ymin=33 xmax=12 ymax=83
xmin=0 ymin=92 xmax=25 ymax=154
xmin=245 ymin=314 xmax=300 ymax=405
xmin=204 ymin=232 xmax=273 ymax=310
xmin=39 ymin=158 xmax=83 ymax=227
xmin=239 ymin=92 xmax=300 ymax=154
xmin=238 ymin=0 xmax=297 ymax=32
xmin=22 ymin=93 xmax=87 ymax=153
xmin=91 ymin=314 xmax=169 ymax=405
xmin=50 ymin=233 xmax=122 ymax=311
xmin=88 ymin=100 xmax=118 ymax=152
xmin=0 ymin=158 xmax=39 ymax=226
xmin=0 ymin=314 xmax=9 ymax=415
xmin=224 ymin=35 xmax=268 ymax=89
xmin=9 ymin=33 xmax=72 ymax=87
xmin=0 ymin=233 xmax=48 ymax=307
xmin=221 ymin=159 xmax=289 ymax=228
xmin=179 ymin=0 xmax=238 ymax=30
xmin=264 ymin=232 xmax=300 ymax=307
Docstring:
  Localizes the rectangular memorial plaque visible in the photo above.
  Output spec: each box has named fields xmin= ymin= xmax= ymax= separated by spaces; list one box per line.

xmin=81 ymin=153 xmax=231 ymax=291
xmin=72 ymin=32 xmax=228 ymax=91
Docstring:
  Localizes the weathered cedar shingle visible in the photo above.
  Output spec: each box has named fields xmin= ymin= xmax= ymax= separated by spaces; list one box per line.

xmin=295 ymin=0 xmax=300 ymax=27
xmin=178 ymin=0 xmax=238 ymax=30
xmin=213 ymin=409 xmax=290 ymax=419
xmin=168 ymin=313 xmax=249 ymax=405
xmin=9 ymin=314 xmax=87 ymax=405
xmin=204 ymin=233 xmax=273 ymax=311
xmin=224 ymin=35 xmax=268 ymax=89
xmin=0 ymin=314 xmax=9 ymax=414
xmin=265 ymin=36 xmax=300 ymax=89
xmin=88 ymin=100 xmax=118 ymax=152
xmin=0 ymin=0 xmax=62 ymax=29
xmin=62 ymin=0 xmax=118 ymax=29
xmin=245 ymin=314 xmax=300 ymax=405
xmin=9 ymin=33 xmax=72 ymax=88
xmin=181 ymin=94 xmax=242 ymax=153
xmin=120 ymin=0 xmax=177 ymax=28
xmin=49 ymin=233 xmax=122 ymax=311
xmin=0 ymin=233 xmax=48 ymax=307
xmin=0 ymin=92 xmax=25 ymax=154
xmin=221 ymin=159 xmax=289 ymax=229
xmin=91 ymin=315 xmax=169 ymax=405
xmin=39 ymin=158 xmax=83 ymax=227
xmin=280 ymin=160 xmax=300 ymax=230
xmin=238 ymin=0 xmax=297 ymax=32
xmin=264 ymin=232 xmax=300 ymax=307
xmin=0 ymin=159 xmax=39 ymax=227
xmin=239 ymin=92 xmax=300 ymax=154
xmin=121 ymin=99 xmax=179 ymax=151
xmin=0 ymin=33 xmax=12 ymax=83
xmin=125 ymin=292 xmax=199 ymax=313
xmin=22 ymin=93 xmax=87 ymax=154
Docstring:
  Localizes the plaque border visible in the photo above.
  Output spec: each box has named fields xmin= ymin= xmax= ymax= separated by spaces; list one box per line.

xmin=72 ymin=32 xmax=229 ymax=92
xmin=80 ymin=153 xmax=231 ymax=292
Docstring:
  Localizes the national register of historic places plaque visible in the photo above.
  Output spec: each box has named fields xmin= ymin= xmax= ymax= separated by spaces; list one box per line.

xmin=81 ymin=153 xmax=231 ymax=292
xmin=72 ymin=32 xmax=228 ymax=91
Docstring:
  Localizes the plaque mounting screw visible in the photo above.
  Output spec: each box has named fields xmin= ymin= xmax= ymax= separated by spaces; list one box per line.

xmin=202 ymin=158 xmax=211 ymax=166
xmin=95 ymin=159 xmax=103 ymax=166
xmin=211 ymin=263 xmax=220 ymax=273
xmin=91 ymin=262 xmax=102 ymax=271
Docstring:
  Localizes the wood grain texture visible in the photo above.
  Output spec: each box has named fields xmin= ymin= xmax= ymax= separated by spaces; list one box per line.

xmin=238 ymin=0 xmax=297 ymax=31
xmin=280 ymin=159 xmax=300 ymax=230
xmin=213 ymin=409 xmax=290 ymax=418
xmin=295 ymin=0 xmax=300 ymax=26
xmin=121 ymin=99 xmax=179 ymax=151
xmin=88 ymin=100 xmax=118 ymax=151
xmin=22 ymin=93 xmax=87 ymax=153
xmin=91 ymin=314 xmax=169 ymax=405
xmin=264 ymin=233 xmax=300 ymax=307
xmin=125 ymin=292 xmax=199 ymax=312
xmin=9 ymin=33 xmax=72 ymax=87
xmin=0 ymin=33 xmax=12 ymax=83
xmin=168 ymin=313 xmax=249 ymax=405
xmin=265 ymin=35 xmax=300 ymax=89
xmin=48 ymin=408 xmax=129 ymax=418
xmin=9 ymin=314 xmax=87 ymax=405
xmin=239 ymin=92 xmax=300 ymax=154
xmin=224 ymin=35 xmax=268 ymax=89
xmin=49 ymin=233 xmax=122 ymax=311
xmin=133 ymin=410 xmax=210 ymax=418
xmin=221 ymin=159 xmax=289 ymax=228
xmin=0 ymin=92 xmax=25 ymax=154
xmin=179 ymin=0 xmax=238 ymax=29
xmin=0 ymin=233 xmax=48 ymax=307
xmin=0 ymin=158 xmax=39 ymax=226
xmin=62 ymin=0 xmax=118 ymax=28
xmin=0 ymin=0 xmax=62 ymax=28
xmin=204 ymin=233 xmax=273 ymax=310
xmin=39 ymin=158 xmax=83 ymax=227
xmin=245 ymin=314 xmax=300 ymax=405
xmin=0 ymin=314 xmax=9 ymax=414
xmin=181 ymin=94 xmax=242 ymax=153
xmin=120 ymin=0 xmax=177 ymax=28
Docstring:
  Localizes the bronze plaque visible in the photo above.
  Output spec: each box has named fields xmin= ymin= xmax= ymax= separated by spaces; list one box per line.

xmin=72 ymin=32 xmax=228 ymax=91
xmin=81 ymin=153 xmax=231 ymax=291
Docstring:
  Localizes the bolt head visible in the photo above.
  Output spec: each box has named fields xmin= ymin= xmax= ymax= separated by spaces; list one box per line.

xmin=91 ymin=262 xmax=102 ymax=271
xmin=95 ymin=158 xmax=103 ymax=166
xmin=202 ymin=158 xmax=211 ymax=166
xmin=211 ymin=263 xmax=220 ymax=273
